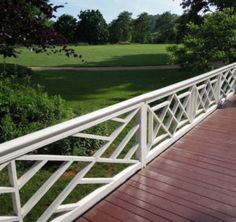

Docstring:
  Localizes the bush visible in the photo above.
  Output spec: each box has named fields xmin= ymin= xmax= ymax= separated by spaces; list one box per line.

xmin=0 ymin=79 xmax=71 ymax=148
xmin=0 ymin=63 xmax=32 ymax=79
xmin=0 ymin=78 xmax=105 ymax=156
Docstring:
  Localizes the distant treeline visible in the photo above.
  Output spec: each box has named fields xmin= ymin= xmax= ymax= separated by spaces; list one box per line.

xmin=52 ymin=10 xmax=181 ymax=45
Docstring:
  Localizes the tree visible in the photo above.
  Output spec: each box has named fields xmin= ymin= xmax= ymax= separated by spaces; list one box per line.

xmin=177 ymin=0 xmax=236 ymax=41
xmin=148 ymin=15 xmax=161 ymax=33
xmin=54 ymin=14 xmax=77 ymax=43
xmin=181 ymin=0 xmax=236 ymax=15
xmin=133 ymin=13 xmax=151 ymax=43
xmin=153 ymin=12 xmax=179 ymax=43
xmin=77 ymin=10 xmax=109 ymax=44
xmin=109 ymin=11 xmax=133 ymax=43
xmin=0 ymin=0 xmax=78 ymax=59
xmin=169 ymin=8 xmax=236 ymax=71
xmin=175 ymin=13 xmax=202 ymax=42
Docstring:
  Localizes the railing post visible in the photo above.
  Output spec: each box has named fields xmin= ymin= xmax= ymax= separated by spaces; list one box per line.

xmin=136 ymin=103 xmax=147 ymax=168
xmin=187 ymin=86 xmax=198 ymax=123
xmin=215 ymin=73 xmax=222 ymax=105
xmin=8 ymin=161 xmax=23 ymax=222
xmin=233 ymin=67 xmax=236 ymax=93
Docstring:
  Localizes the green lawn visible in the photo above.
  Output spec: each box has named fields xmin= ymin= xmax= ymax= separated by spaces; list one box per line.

xmin=32 ymin=68 xmax=196 ymax=114
xmin=4 ymin=44 xmax=172 ymax=67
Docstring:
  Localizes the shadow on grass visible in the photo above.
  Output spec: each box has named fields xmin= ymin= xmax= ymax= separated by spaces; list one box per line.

xmin=32 ymin=68 xmax=199 ymax=113
xmin=58 ymin=53 xmax=171 ymax=67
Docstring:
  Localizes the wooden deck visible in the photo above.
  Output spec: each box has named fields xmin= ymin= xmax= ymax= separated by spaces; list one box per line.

xmin=76 ymin=95 xmax=236 ymax=222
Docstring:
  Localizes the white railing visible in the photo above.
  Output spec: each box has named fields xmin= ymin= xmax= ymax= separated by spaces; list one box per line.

xmin=0 ymin=63 xmax=235 ymax=222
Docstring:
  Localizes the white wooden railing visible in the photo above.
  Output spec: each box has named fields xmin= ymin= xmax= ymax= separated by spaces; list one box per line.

xmin=0 ymin=63 xmax=236 ymax=222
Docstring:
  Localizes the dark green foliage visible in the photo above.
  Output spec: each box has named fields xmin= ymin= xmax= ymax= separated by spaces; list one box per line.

xmin=39 ymin=127 xmax=105 ymax=156
xmin=133 ymin=13 xmax=152 ymax=43
xmin=169 ymin=8 xmax=236 ymax=71
xmin=181 ymin=0 xmax=236 ymax=15
xmin=0 ymin=77 xmax=105 ymax=156
xmin=0 ymin=79 xmax=72 ymax=143
xmin=0 ymin=0 xmax=64 ymax=58
xmin=108 ymin=11 xmax=179 ymax=44
xmin=0 ymin=67 xmax=106 ymax=156
xmin=0 ymin=0 xmax=79 ymax=59
xmin=148 ymin=15 xmax=161 ymax=33
xmin=153 ymin=12 xmax=179 ymax=43
xmin=54 ymin=14 xmax=77 ymax=43
xmin=175 ymin=13 xmax=203 ymax=42
xmin=77 ymin=10 xmax=109 ymax=44
xmin=109 ymin=11 xmax=133 ymax=43
xmin=0 ymin=63 xmax=32 ymax=79
xmin=178 ymin=0 xmax=236 ymax=40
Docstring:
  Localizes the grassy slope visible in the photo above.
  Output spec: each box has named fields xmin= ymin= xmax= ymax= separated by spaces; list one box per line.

xmin=4 ymin=44 xmax=172 ymax=67
xmin=32 ymin=69 xmax=196 ymax=114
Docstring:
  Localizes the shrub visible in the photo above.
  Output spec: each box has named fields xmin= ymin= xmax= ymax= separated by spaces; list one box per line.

xmin=0 ymin=79 xmax=70 ymax=149
xmin=0 ymin=79 xmax=105 ymax=156
xmin=0 ymin=63 xmax=32 ymax=79
xmin=169 ymin=8 xmax=236 ymax=71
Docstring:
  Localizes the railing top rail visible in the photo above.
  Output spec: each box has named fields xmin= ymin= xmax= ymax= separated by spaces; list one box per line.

xmin=0 ymin=62 xmax=235 ymax=162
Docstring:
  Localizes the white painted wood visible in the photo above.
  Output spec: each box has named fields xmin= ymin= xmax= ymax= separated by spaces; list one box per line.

xmin=1 ymin=63 xmax=236 ymax=165
xmin=72 ymin=133 xmax=111 ymax=141
xmin=111 ymin=124 xmax=139 ymax=159
xmin=18 ymin=155 xmax=94 ymax=162
xmin=148 ymin=107 xmax=172 ymax=138
xmin=124 ymin=144 xmax=139 ymax=160
xmin=8 ymin=161 xmax=23 ymax=222
xmin=147 ymin=104 xmax=217 ymax=163
xmin=78 ymin=178 xmax=113 ymax=184
xmin=187 ymin=86 xmax=198 ymax=122
xmin=152 ymin=133 xmax=169 ymax=147
xmin=0 ymin=63 xmax=235 ymax=221
xmin=0 ymin=216 xmax=19 ymax=222
xmin=18 ymin=160 xmax=47 ymax=189
xmin=152 ymin=101 xmax=170 ymax=111
xmin=94 ymin=108 xmax=140 ymax=158
xmin=55 ymin=203 xmax=78 ymax=213
xmin=112 ymin=117 xmax=126 ymax=123
xmin=0 ymin=104 xmax=142 ymax=165
xmin=136 ymin=104 xmax=147 ymax=167
xmin=0 ymin=187 xmax=14 ymax=193
xmin=96 ymin=158 xmax=138 ymax=164
xmin=177 ymin=91 xmax=191 ymax=100
xmin=147 ymin=110 xmax=154 ymax=147
xmin=52 ymin=163 xmax=142 ymax=222
xmin=176 ymin=119 xmax=189 ymax=130
xmin=0 ymin=162 xmax=8 ymax=171
xmin=37 ymin=162 xmax=95 ymax=222
xmin=18 ymin=155 xmax=137 ymax=165
xmin=22 ymin=161 xmax=72 ymax=217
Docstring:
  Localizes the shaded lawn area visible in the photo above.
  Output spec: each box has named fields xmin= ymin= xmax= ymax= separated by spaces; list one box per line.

xmin=32 ymin=68 xmax=197 ymax=114
xmin=4 ymin=44 xmax=172 ymax=67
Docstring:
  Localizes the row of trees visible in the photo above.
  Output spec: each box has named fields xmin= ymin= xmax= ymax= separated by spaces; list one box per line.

xmin=53 ymin=10 xmax=180 ymax=44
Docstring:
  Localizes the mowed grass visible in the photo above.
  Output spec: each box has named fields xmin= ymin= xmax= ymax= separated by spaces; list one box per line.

xmin=4 ymin=44 xmax=172 ymax=67
xmin=32 ymin=68 xmax=197 ymax=114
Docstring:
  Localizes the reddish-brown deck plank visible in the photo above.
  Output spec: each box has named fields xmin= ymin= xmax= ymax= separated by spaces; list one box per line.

xmin=76 ymin=95 xmax=236 ymax=222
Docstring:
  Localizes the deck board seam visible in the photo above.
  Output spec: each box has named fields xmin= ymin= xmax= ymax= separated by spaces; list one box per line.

xmin=124 ymin=183 xmax=231 ymax=221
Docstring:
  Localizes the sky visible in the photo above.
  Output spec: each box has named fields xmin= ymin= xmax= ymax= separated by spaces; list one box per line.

xmin=53 ymin=0 xmax=184 ymax=22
